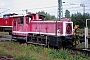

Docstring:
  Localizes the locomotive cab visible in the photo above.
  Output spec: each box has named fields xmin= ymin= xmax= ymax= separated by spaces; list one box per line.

xmin=26 ymin=14 xmax=45 ymax=21
xmin=12 ymin=14 xmax=45 ymax=40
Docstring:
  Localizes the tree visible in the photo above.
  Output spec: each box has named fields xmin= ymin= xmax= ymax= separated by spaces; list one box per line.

xmin=37 ymin=11 xmax=57 ymax=20
xmin=71 ymin=12 xmax=90 ymax=28
xmin=65 ymin=10 xmax=70 ymax=18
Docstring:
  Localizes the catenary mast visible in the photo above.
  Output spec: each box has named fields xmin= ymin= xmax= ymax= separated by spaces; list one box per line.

xmin=58 ymin=0 xmax=63 ymax=20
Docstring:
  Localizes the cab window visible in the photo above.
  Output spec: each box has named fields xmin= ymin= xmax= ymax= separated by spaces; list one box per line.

xmin=26 ymin=17 xmax=29 ymax=24
xmin=14 ymin=20 xmax=16 ymax=26
xmin=26 ymin=16 xmax=32 ymax=24
xmin=20 ymin=17 xmax=24 ymax=24
xmin=39 ymin=16 xmax=45 ymax=20
xmin=13 ymin=18 xmax=18 ymax=26
xmin=3 ymin=15 xmax=9 ymax=18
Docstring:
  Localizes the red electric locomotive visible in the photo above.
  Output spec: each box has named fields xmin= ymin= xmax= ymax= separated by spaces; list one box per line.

xmin=0 ymin=13 xmax=17 ymax=34
xmin=12 ymin=13 xmax=74 ymax=48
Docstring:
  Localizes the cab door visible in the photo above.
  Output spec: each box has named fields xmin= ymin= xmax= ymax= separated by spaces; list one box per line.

xmin=17 ymin=17 xmax=24 ymax=32
xmin=13 ymin=18 xmax=18 ymax=31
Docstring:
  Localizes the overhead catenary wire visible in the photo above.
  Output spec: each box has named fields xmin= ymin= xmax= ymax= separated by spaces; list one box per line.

xmin=0 ymin=1 xmax=90 ymax=16
xmin=3 ymin=7 xmax=89 ymax=17
xmin=0 ymin=0 xmax=90 ymax=12
xmin=5 ymin=6 xmax=57 ymax=12
xmin=8 ymin=5 xmax=90 ymax=13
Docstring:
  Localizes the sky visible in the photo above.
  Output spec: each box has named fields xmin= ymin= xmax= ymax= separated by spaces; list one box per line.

xmin=0 ymin=0 xmax=90 ymax=17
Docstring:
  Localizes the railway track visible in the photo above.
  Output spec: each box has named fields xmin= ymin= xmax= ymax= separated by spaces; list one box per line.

xmin=66 ymin=47 xmax=90 ymax=56
xmin=71 ymin=48 xmax=90 ymax=55
xmin=0 ymin=34 xmax=12 ymax=41
xmin=0 ymin=34 xmax=15 ymax=60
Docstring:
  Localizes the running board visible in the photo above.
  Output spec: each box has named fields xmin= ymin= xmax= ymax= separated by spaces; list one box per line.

xmin=27 ymin=42 xmax=46 ymax=46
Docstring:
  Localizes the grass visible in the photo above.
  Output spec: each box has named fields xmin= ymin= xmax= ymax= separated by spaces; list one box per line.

xmin=0 ymin=30 xmax=90 ymax=60
xmin=0 ymin=41 xmax=89 ymax=60
xmin=0 ymin=32 xmax=9 ymax=35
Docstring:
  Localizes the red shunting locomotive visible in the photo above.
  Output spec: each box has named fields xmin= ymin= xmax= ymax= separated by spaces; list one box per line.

xmin=12 ymin=13 xmax=74 ymax=48
xmin=0 ymin=13 xmax=17 ymax=34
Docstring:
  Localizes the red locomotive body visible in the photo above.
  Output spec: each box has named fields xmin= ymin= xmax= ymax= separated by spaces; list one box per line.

xmin=0 ymin=13 xmax=17 ymax=34
xmin=12 ymin=14 xmax=74 ymax=48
